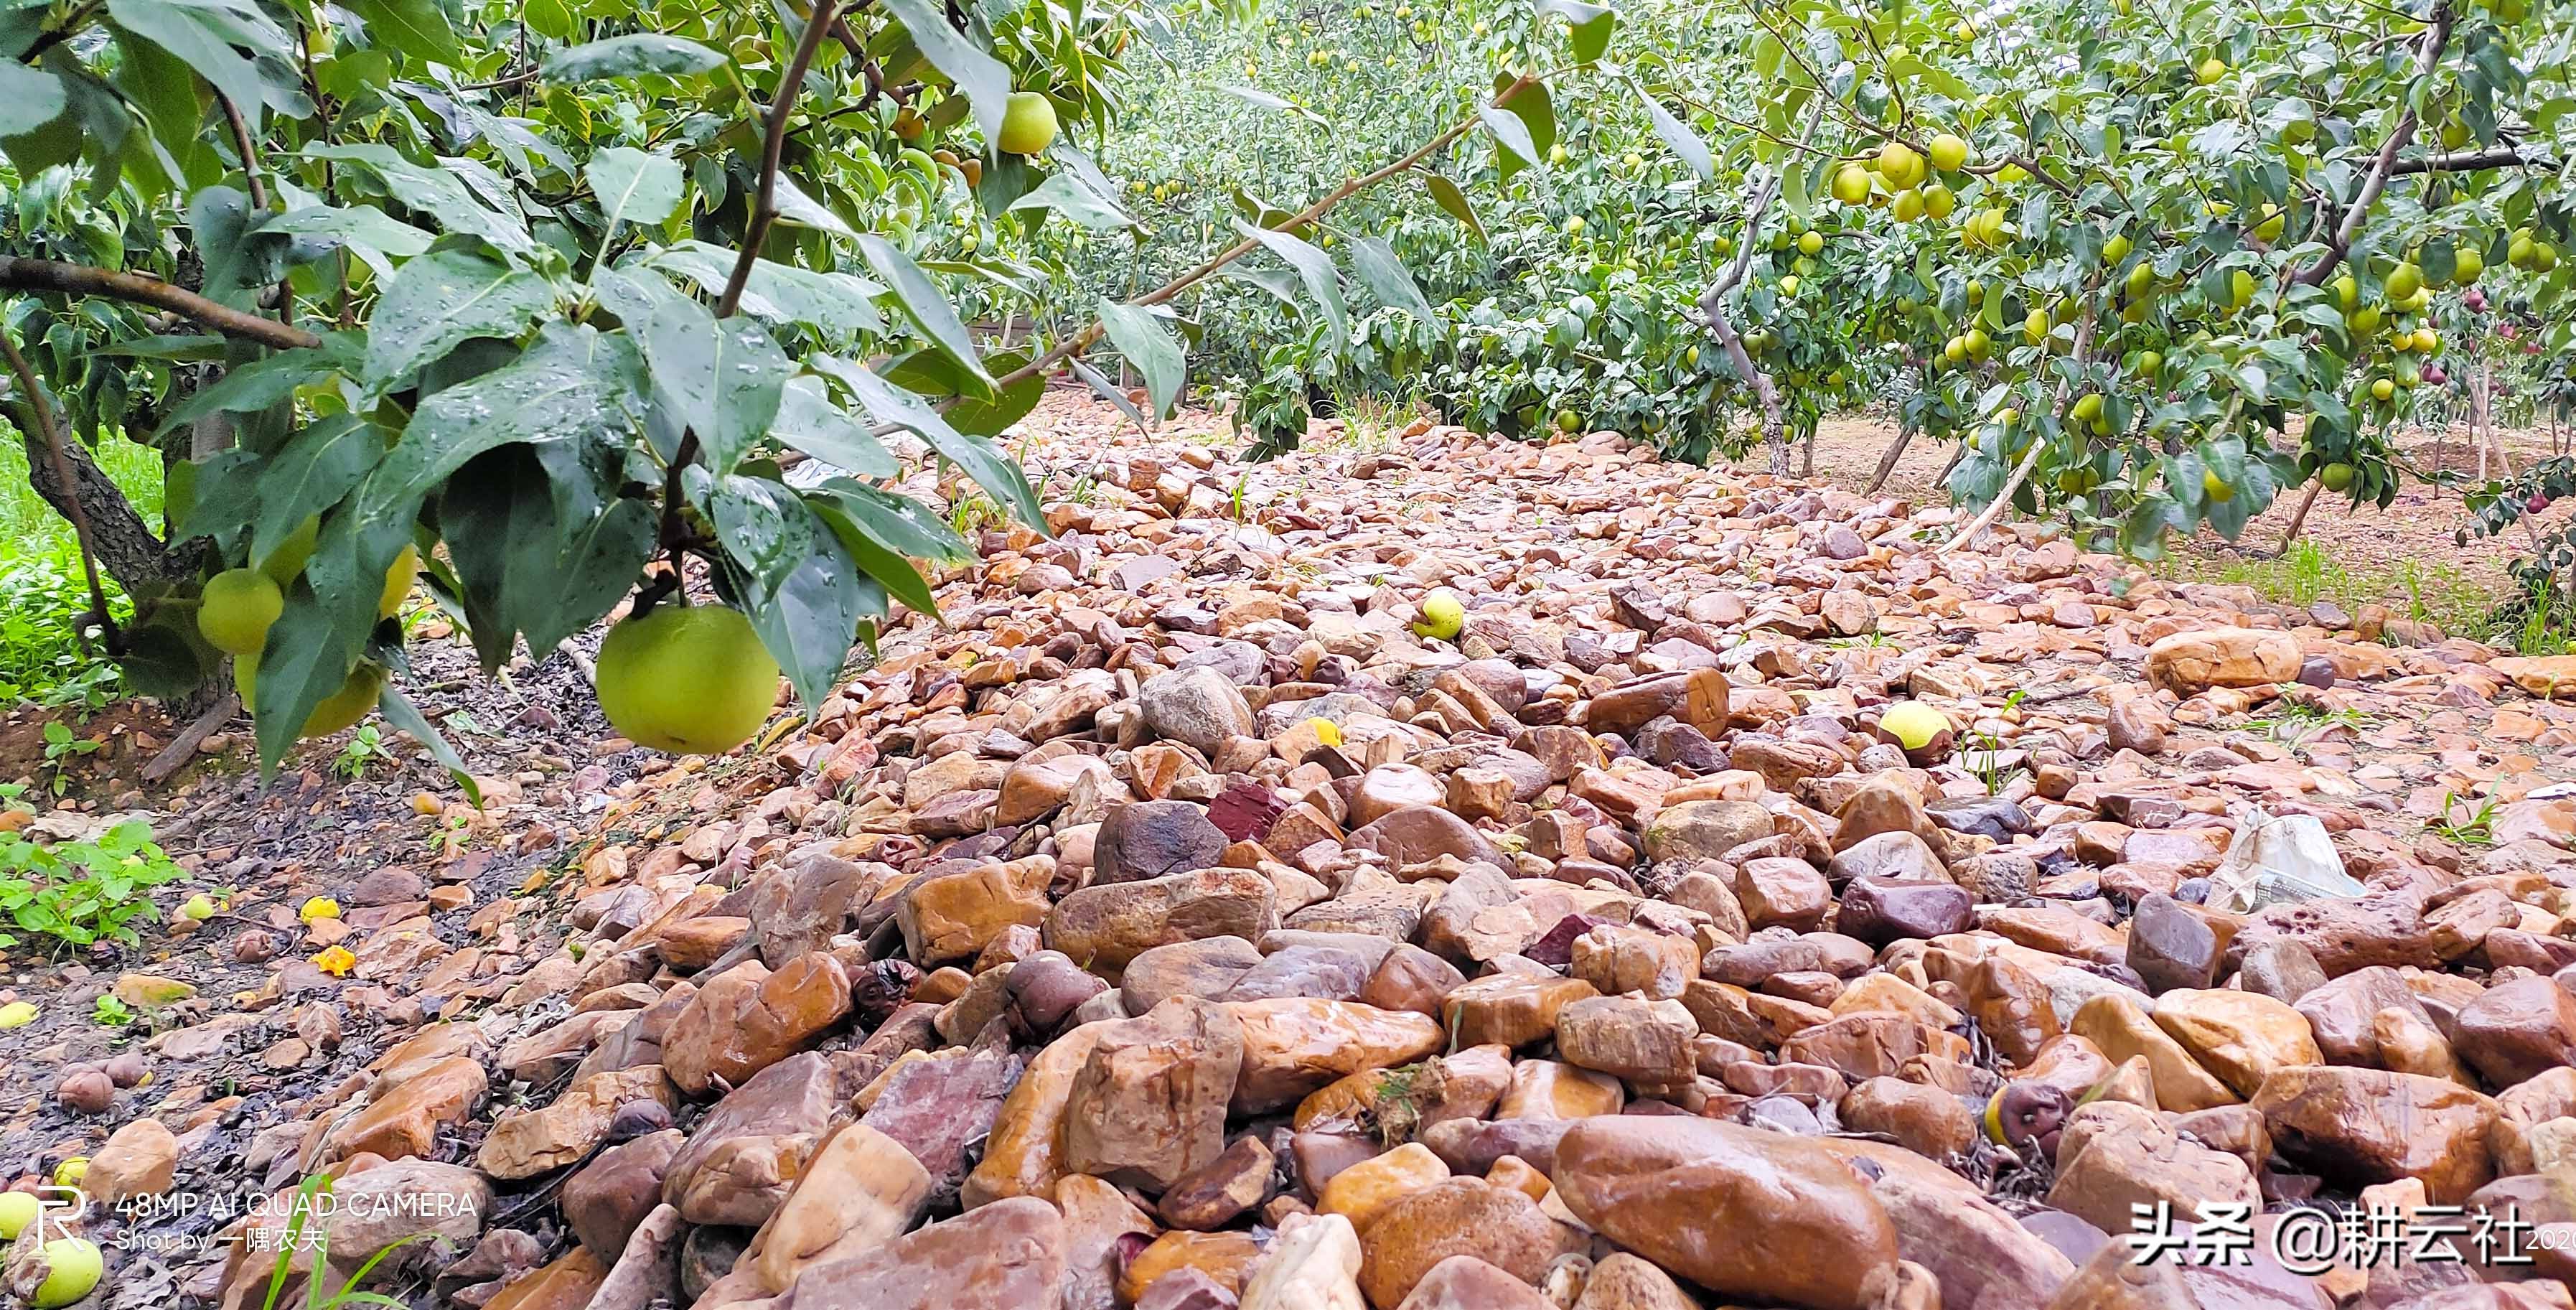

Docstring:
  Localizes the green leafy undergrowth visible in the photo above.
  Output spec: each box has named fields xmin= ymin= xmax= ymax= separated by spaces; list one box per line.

xmin=0 ymin=812 xmax=188 ymax=951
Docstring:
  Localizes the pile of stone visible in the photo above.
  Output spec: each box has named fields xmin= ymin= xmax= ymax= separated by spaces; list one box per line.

xmin=52 ymin=410 xmax=2576 ymax=1310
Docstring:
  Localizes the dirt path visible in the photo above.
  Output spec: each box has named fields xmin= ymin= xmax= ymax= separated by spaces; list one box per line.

xmin=1788 ymin=413 xmax=2557 ymax=625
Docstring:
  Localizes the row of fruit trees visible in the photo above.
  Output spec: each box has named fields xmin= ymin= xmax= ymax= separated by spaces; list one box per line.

xmin=0 ymin=0 xmax=2567 ymax=767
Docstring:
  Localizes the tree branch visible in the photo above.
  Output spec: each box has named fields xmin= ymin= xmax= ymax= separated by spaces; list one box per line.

xmin=719 ymin=0 xmax=845 ymax=318
xmin=1699 ymin=197 xmax=1789 ymax=476
xmin=1697 ymin=116 xmax=1818 ymax=476
xmin=3 ymin=329 xmax=123 ymax=651
xmin=1941 ymin=302 xmax=2097 ymax=554
xmin=217 ymin=90 xmax=301 ymax=331
xmin=993 ymin=75 xmax=1538 ymax=393
xmin=16 ymin=0 xmax=100 ymax=66
xmin=2295 ymin=4 xmax=2455 ymax=286
xmin=2388 ymin=145 xmax=2560 ymax=176
xmin=0 ymin=258 xmax=322 ymax=350
xmin=657 ymin=0 xmax=846 ymax=587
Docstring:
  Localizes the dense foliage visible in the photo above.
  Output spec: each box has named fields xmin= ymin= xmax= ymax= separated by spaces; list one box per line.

xmin=1072 ymin=0 xmax=2576 ymax=535
xmin=0 ymin=0 xmax=1579 ymax=770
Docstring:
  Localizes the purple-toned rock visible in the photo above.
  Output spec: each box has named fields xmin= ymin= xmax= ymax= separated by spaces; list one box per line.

xmin=1835 ymin=876 xmax=1972 ymax=946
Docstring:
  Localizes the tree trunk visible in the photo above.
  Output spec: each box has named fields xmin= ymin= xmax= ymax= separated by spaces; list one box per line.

xmin=1700 ymin=299 xmax=1789 ymax=475
xmin=20 ymin=426 xmax=170 ymax=596
xmin=1695 ymin=116 xmax=1817 ymax=479
xmin=1940 ymin=309 xmax=2098 ymax=555
xmin=2275 ymin=481 xmax=2323 ymax=556
xmin=1866 ymin=422 xmax=1916 ymax=494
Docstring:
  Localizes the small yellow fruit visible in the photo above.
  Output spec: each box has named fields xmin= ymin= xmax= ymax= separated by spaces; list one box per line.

xmin=2453 ymin=245 xmax=2484 ymax=283
xmin=1798 ymin=230 xmax=1824 ymax=256
xmin=31 ymin=1238 xmax=104 ymax=1309
xmin=0 ymin=1001 xmax=35 ymax=1029
xmin=2385 ymin=262 xmax=2423 ymax=301
xmin=2414 ymin=328 xmax=2441 ymax=354
xmin=1563 ymin=215 xmax=1585 ymax=235
xmin=1779 ymin=274 xmax=1802 ymax=296
xmin=1413 ymin=589 xmax=1466 ymax=641
xmin=197 ymin=569 xmax=283 ymax=658
xmin=595 ymin=603 xmax=781 ymax=755
xmin=379 ymin=544 xmax=421 ymax=619
xmin=2071 ymin=393 xmax=2104 ymax=424
xmin=2203 ymin=469 xmax=2234 ymax=502
xmin=2228 ymin=268 xmax=2257 ymax=308
xmin=996 ymin=90 xmax=1060 ymax=155
xmin=2104 ymin=233 xmax=2132 ymax=264
xmin=1893 ymin=189 xmax=1925 ymax=223
xmin=1927 ymin=133 xmax=1969 ymax=172
xmin=0 ymin=1189 xmax=39 ymax=1238
xmin=258 ymin=515 xmax=321 ymax=584
xmin=2371 ymin=377 xmax=2397 ymax=402
xmin=2195 ymin=56 xmax=2226 ymax=84
xmin=2253 ymin=205 xmax=2285 ymax=242
xmin=1831 ymin=164 xmax=1872 ymax=205
xmin=1876 ymin=141 xmax=1924 ymax=189
xmin=1921 ymin=184 xmax=1956 ymax=219
xmin=238 ymin=655 xmax=384 ymax=737
xmin=2322 ymin=462 xmax=2356 ymax=491
xmin=179 ymin=893 xmax=217 ymax=921
xmin=1878 ymin=702 xmax=1950 ymax=751
xmin=52 ymin=1158 xmax=86 ymax=1188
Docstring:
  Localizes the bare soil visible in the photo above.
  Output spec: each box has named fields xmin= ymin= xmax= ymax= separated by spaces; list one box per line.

xmin=1783 ymin=414 xmax=2559 ymax=614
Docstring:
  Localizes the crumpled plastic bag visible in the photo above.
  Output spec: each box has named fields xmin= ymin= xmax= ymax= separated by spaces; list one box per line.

xmin=2209 ymin=808 xmax=2364 ymax=912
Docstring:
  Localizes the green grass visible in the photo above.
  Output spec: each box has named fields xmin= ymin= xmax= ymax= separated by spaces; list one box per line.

xmin=2249 ymin=700 xmax=2371 ymax=743
xmin=0 ymin=429 xmax=166 ymax=545
xmin=0 ymin=429 xmax=166 ymax=709
xmin=2178 ymin=539 xmax=2509 ymax=645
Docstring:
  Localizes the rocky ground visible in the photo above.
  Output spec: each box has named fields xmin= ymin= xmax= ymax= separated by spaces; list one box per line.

xmin=15 ymin=398 xmax=2576 ymax=1310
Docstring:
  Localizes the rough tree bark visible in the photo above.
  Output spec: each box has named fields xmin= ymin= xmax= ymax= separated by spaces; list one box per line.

xmin=2292 ymin=6 xmax=2456 ymax=288
xmin=1695 ymin=124 xmax=1815 ymax=477
xmin=1866 ymin=420 xmax=1917 ymax=495
xmin=15 ymin=401 xmax=172 ymax=595
xmin=2275 ymin=481 xmax=2324 ymax=556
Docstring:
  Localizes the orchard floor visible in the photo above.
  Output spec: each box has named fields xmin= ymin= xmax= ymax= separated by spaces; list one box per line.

xmin=1794 ymin=413 xmax=2563 ymax=634
xmin=3 ymin=389 xmax=2575 ymax=1310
